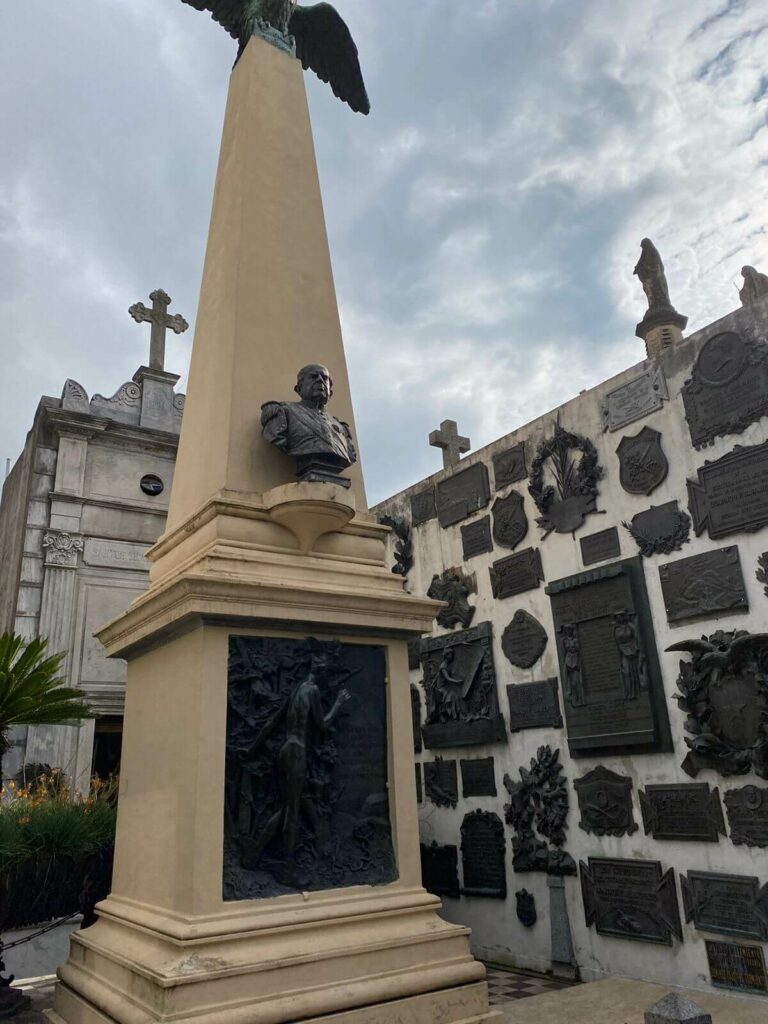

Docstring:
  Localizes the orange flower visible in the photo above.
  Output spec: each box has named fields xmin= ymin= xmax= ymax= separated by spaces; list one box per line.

xmin=18 ymin=815 xmax=30 ymax=825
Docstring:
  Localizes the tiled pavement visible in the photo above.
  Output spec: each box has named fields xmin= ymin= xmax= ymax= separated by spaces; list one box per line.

xmin=10 ymin=966 xmax=575 ymax=1021
xmin=485 ymin=963 xmax=580 ymax=1005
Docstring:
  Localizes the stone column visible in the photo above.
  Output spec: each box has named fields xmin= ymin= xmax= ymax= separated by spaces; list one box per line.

xmin=547 ymin=875 xmax=578 ymax=980
xmin=48 ymin=33 xmax=499 ymax=1024
xmin=24 ymin=530 xmax=84 ymax=782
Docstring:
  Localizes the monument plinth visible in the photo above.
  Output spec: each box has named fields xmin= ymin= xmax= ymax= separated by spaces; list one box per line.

xmin=47 ymin=32 xmax=498 ymax=1024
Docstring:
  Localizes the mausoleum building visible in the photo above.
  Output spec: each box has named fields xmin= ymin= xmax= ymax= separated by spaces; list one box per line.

xmin=373 ymin=287 xmax=768 ymax=999
xmin=0 ymin=342 xmax=184 ymax=786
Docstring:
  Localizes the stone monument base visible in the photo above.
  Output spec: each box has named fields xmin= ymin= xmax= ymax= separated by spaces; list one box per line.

xmin=46 ymin=490 xmax=500 ymax=1024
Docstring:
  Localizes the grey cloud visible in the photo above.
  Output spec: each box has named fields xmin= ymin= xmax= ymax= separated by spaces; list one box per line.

xmin=1 ymin=0 xmax=767 ymax=505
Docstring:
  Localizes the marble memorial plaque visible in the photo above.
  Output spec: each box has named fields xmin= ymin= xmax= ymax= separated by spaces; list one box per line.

xmin=460 ymin=810 xmax=507 ymax=899
xmin=460 ymin=757 xmax=497 ymax=797
xmin=83 ymin=537 xmax=151 ymax=570
xmin=461 ymin=516 xmax=493 ymax=560
xmin=706 ymin=941 xmax=768 ymax=994
xmin=659 ymin=546 xmax=748 ymax=623
xmin=601 ymin=365 xmax=669 ymax=432
xmin=501 ymin=610 xmax=548 ymax=669
xmin=489 ymin=548 xmax=544 ymax=600
xmin=580 ymin=527 xmax=621 ymax=567
xmin=687 ymin=440 xmax=768 ymax=540
xmin=420 ymin=622 xmax=507 ymax=749
xmin=682 ymin=332 xmax=768 ymax=449
xmin=506 ymin=679 xmax=563 ymax=731
xmin=420 ymin=842 xmax=460 ymax=899
xmin=547 ymin=558 xmax=672 ymax=757
xmin=424 ymin=758 xmax=458 ymax=808
xmin=415 ymin=763 xmax=422 ymax=803
xmin=410 ymin=487 xmax=437 ymax=526
xmin=580 ymin=857 xmax=682 ymax=945
xmin=574 ymin=766 xmax=637 ymax=837
xmin=493 ymin=443 xmax=527 ymax=489
xmin=411 ymin=684 xmax=422 ymax=754
xmin=224 ymin=636 xmax=396 ymax=901
xmin=436 ymin=463 xmax=491 ymax=528
xmin=639 ymin=783 xmax=726 ymax=842
xmin=724 ymin=785 xmax=768 ymax=848
xmin=682 ymin=871 xmax=768 ymax=941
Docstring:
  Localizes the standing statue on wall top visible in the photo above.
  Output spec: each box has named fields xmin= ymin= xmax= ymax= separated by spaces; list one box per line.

xmin=634 ymin=238 xmax=676 ymax=314
xmin=180 ymin=0 xmax=370 ymax=113
xmin=633 ymin=238 xmax=688 ymax=348
xmin=262 ymin=364 xmax=357 ymax=487
xmin=739 ymin=265 xmax=768 ymax=307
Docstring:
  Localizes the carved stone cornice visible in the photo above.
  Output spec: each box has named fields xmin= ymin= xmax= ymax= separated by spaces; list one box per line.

xmin=43 ymin=530 xmax=84 ymax=568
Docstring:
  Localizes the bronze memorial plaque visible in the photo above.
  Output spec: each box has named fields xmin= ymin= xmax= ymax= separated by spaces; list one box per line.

xmin=489 ymin=548 xmax=544 ymax=600
xmin=461 ymin=516 xmax=493 ymax=560
xmin=706 ymin=941 xmax=768 ymax=994
xmin=682 ymin=871 xmax=768 ymax=941
xmin=682 ymin=332 xmax=768 ymax=449
xmin=687 ymin=440 xmax=768 ymax=540
xmin=580 ymin=526 xmax=621 ymax=567
xmin=420 ymin=842 xmax=459 ymax=899
xmin=493 ymin=443 xmax=527 ymax=489
xmin=506 ymin=679 xmax=563 ymax=732
xmin=224 ymin=636 xmax=396 ymax=900
xmin=659 ymin=546 xmax=748 ymax=623
xmin=460 ymin=810 xmax=507 ymax=899
xmin=410 ymin=486 xmax=437 ymax=526
xmin=580 ymin=857 xmax=682 ymax=945
xmin=460 ymin=757 xmax=497 ymax=797
xmin=639 ymin=783 xmax=726 ymax=842
xmin=547 ymin=557 xmax=672 ymax=757
xmin=725 ymin=785 xmax=768 ymax=848
xmin=420 ymin=621 xmax=506 ymax=749
xmin=436 ymin=463 xmax=491 ymax=527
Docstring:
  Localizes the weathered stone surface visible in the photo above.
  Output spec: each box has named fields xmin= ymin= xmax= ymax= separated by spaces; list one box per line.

xmin=430 ymin=419 xmax=470 ymax=470
xmin=644 ymin=992 xmax=712 ymax=1024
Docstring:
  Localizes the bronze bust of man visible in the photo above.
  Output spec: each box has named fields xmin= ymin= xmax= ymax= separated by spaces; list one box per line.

xmin=261 ymin=364 xmax=357 ymax=487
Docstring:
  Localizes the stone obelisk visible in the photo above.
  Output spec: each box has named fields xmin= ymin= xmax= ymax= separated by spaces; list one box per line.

xmin=47 ymin=32 xmax=498 ymax=1024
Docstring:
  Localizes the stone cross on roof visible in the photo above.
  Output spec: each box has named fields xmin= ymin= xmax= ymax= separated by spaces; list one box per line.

xmin=129 ymin=289 xmax=189 ymax=372
xmin=429 ymin=419 xmax=470 ymax=470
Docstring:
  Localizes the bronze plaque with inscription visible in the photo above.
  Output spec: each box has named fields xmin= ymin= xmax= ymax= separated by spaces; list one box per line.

xmin=546 ymin=558 xmax=672 ymax=757
xmin=688 ymin=440 xmax=768 ymax=540
xmin=706 ymin=941 xmax=768 ymax=994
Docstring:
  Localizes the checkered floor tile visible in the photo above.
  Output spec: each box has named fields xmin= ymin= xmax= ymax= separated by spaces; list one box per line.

xmin=484 ymin=964 xmax=579 ymax=1005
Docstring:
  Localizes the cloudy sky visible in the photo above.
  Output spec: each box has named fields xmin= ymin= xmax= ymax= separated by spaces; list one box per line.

xmin=1 ymin=0 xmax=767 ymax=504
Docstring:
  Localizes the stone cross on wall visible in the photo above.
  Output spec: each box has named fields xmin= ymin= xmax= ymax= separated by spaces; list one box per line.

xmin=430 ymin=419 xmax=470 ymax=470
xmin=129 ymin=289 xmax=189 ymax=371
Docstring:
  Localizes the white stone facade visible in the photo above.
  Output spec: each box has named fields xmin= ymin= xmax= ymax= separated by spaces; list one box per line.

xmin=0 ymin=365 xmax=182 ymax=787
xmin=373 ymin=295 xmax=768 ymax=999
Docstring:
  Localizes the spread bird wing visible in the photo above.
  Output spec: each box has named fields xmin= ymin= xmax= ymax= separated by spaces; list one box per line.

xmin=666 ymin=639 xmax=715 ymax=657
xmin=289 ymin=3 xmax=370 ymax=114
xmin=179 ymin=0 xmax=244 ymax=40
